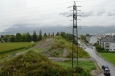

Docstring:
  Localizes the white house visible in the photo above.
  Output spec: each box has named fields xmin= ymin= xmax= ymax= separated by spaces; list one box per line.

xmin=103 ymin=42 xmax=115 ymax=51
xmin=99 ymin=35 xmax=115 ymax=51
xmin=86 ymin=35 xmax=98 ymax=45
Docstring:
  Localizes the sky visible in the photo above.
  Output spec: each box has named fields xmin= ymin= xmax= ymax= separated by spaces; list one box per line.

xmin=0 ymin=0 xmax=115 ymax=32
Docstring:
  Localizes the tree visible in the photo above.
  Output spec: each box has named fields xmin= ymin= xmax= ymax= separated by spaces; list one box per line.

xmin=60 ymin=32 xmax=66 ymax=38
xmin=26 ymin=33 xmax=32 ymax=42
xmin=48 ymin=32 xmax=50 ymax=37
xmin=44 ymin=32 xmax=47 ymax=37
xmin=10 ymin=36 xmax=16 ymax=42
xmin=56 ymin=32 xmax=60 ymax=36
xmin=52 ymin=32 xmax=54 ymax=36
xmin=38 ymin=30 xmax=42 ymax=41
xmin=16 ymin=33 xmax=22 ymax=42
xmin=4 ymin=35 xmax=11 ymax=42
xmin=22 ymin=33 xmax=32 ymax=42
xmin=22 ymin=33 xmax=27 ymax=42
xmin=80 ymin=35 xmax=86 ymax=41
xmin=1 ymin=35 xmax=4 ymax=38
xmin=86 ymin=34 xmax=89 ymax=36
xmin=33 ymin=31 xmax=37 ymax=42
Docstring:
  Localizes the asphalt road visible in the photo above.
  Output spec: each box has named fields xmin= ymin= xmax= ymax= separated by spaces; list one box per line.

xmin=84 ymin=45 xmax=115 ymax=76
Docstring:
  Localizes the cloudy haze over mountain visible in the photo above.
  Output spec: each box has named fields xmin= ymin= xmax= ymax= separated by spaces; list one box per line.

xmin=1 ymin=24 xmax=115 ymax=35
xmin=0 ymin=0 xmax=115 ymax=32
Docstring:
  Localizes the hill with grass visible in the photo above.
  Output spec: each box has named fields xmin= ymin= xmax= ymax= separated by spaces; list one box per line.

xmin=34 ymin=36 xmax=90 ymax=58
xmin=0 ymin=50 xmax=91 ymax=76
xmin=0 ymin=36 xmax=95 ymax=76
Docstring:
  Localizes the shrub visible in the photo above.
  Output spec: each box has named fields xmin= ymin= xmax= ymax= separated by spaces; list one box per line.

xmin=94 ymin=43 xmax=105 ymax=52
xmin=73 ymin=66 xmax=91 ymax=76
xmin=0 ymin=50 xmax=72 ymax=76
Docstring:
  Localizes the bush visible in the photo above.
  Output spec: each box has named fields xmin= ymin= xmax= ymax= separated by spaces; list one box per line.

xmin=73 ymin=66 xmax=91 ymax=76
xmin=0 ymin=51 xmax=72 ymax=76
xmin=94 ymin=43 xmax=105 ymax=52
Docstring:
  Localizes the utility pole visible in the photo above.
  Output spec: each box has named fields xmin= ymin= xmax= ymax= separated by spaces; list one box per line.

xmin=73 ymin=1 xmax=81 ymax=67
xmin=68 ymin=1 xmax=81 ymax=68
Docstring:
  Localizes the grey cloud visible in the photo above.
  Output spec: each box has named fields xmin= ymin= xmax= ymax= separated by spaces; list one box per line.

xmin=107 ymin=12 xmax=115 ymax=16
xmin=59 ymin=12 xmax=69 ymax=16
xmin=97 ymin=11 xmax=106 ymax=16
xmin=79 ymin=11 xmax=93 ymax=17
xmin=59 ymin=11 xmax=94 ymax=18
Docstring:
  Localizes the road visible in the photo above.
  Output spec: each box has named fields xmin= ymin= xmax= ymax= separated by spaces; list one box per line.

xmin=48 ymin=57 xmax=93 ymax=62
xmin=84 ymin=45 xmax=115 ymax=76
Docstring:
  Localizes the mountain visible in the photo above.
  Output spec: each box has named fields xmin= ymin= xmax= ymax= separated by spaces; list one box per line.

xmin=0 ymin=24 xmax=115 ymax=35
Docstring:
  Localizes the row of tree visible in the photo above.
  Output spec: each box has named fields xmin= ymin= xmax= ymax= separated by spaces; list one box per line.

xmin=0 ymin=31 xmax=76 ymax=44
xmin=0 ymin=31 xmax=42 ymax=42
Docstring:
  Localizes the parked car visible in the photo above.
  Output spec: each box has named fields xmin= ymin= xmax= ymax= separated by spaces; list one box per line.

xmin=91 ymin=47 xmax=93 ymax=49
xmin=102 ymin=65 xmax=110 ymax=76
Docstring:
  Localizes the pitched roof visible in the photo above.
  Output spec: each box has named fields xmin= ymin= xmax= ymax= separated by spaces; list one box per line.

xmin=100 ymin=35 xmax=115 ymax=42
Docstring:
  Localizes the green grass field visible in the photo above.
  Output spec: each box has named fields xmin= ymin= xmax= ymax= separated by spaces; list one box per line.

xmin=99 ymin=52 xmax=115 ymax=65
xmin=0 ymin=42 xmax=36 ymax=57
xmin=55 ymin=60 xmax=96 ymax=72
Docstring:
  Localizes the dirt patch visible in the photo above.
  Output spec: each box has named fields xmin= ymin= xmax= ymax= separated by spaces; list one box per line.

xmin=91 ymin=61 xmax=104 ymax=76
xmin=34 ymin=38 xmax=54 ymax=51
xmin=91 ymin=70 xmax=104 ymax=76
xmin=34 ymin=38 xmax=69 ymax=57
xmin=48 ymin=48 xmax=62 ymax=57
xmin=63 ymin=48 xmax=69 ymax=57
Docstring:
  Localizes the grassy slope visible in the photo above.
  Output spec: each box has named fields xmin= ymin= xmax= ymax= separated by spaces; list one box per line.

xmin=53 ymin=36 xmax=90 ymax=58
xmin=0 ymin=50 xmax=91 ymax=76
xmin=99 ymin=52 xmax=115 ymax=65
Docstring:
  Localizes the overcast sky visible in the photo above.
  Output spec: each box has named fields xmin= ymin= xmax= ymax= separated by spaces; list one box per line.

xmin=0 ymin=0 xmax=115 ymax=32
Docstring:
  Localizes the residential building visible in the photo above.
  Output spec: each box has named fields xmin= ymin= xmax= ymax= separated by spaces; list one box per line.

xmin=99 ymin=35 xmax=115 ymax=51
xmin=86 ymin=35 xmax=98 ymax=45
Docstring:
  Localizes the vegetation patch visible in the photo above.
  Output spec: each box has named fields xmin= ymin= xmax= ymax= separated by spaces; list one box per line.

xmin=0 ymin=50 xmax=91 ymax=76
xmin=54 ymin=36 xmax=90 ymax=58
xmin=94 ymin=43 xmax=105 ymax=52
xmin=94 ymin=43 xmax=115 ymax=65
xmin=99 ymin=52 xmax=115 ymax=65
xmin=0 ymin=50 xmax=93 ymax=76
xmin=34 ymin=36 xmax=90 ymax=58
xmin=56 ymin=60 xmax=96 ymax=76
xmin=0 ymin=42 xmax=36 ymax=55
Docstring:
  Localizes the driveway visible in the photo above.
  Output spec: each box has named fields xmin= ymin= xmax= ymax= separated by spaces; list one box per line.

xmin=84 ymin=45 xmax=115 ymax=76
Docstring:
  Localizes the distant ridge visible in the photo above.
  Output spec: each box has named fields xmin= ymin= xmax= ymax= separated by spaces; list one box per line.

xmin=0 ymin=24 xmax=115 ymax=35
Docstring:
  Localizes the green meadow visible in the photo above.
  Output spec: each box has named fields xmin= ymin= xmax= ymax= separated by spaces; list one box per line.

xmin=0 ymin=42 xmax=36 ymax=57
xmin=99 ymin=52 xmax=115 ymax=65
